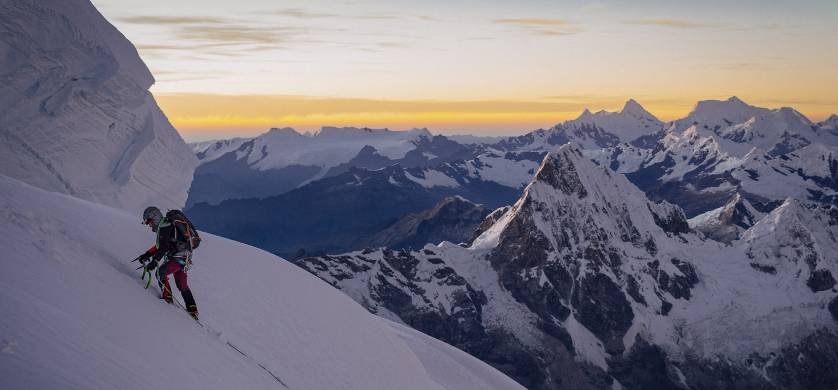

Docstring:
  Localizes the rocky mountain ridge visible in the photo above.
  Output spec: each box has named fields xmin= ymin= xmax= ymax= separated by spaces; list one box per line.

xmin=296 ymin=144 xmax=838 ymax=389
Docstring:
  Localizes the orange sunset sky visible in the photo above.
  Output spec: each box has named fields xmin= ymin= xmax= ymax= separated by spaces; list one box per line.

xmin=92 ymin=0 xmax=838 ymax=141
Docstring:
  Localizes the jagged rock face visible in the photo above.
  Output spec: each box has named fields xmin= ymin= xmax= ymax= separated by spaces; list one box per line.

xmin=0 ymin=0 xmax=196 ymax=212
xmin=297 ymin=144 xmax=838 ymax=389
xmin=299 ymin=145 xmax=702 ymax=388
xmin=741 ymin=200 xmax=838 ymax=292
xmin=479 ymin=146 xmax=701 ymax=381
xmin=363 ymin=196 xmax=489 ymax=250
xmin=689 ymin=193 xmax=763 ymax=243
xmin=648 ymin=202 xmax=691 ymax=235
xmin=471 ymin=206 xmax=511 ymax=243
xmin=292 ymin=248 xmax=547 ymax=389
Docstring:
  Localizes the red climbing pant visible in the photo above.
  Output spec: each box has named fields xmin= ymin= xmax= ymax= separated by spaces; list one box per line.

xmin=157 ymin=260 xmax=188 ymax=298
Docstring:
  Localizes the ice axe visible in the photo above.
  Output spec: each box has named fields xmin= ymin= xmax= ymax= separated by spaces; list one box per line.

xmin=130 ymin=256 xmax=154 ymax=289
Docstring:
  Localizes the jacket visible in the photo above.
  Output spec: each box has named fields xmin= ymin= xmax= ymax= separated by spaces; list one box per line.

xmin=145 ymin=217 xmax=190 ymax=262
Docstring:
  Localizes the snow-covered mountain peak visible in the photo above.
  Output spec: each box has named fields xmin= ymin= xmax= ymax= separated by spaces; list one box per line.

xmin=678 ymin=96 xmax=764 ymax=130
xmin=571 ymin=100 xmax=659 ymax=124
xmin=213 ymin=126 xmax=438 ymax=172
xmin=620 ymin=98 xmax=655 ymax=119
xmin=265 ymin=126 xmax=303 ymax=138
xmin=740 ymin=197 xmax=808 ymax=245
xmin=661 ymin=125 xmax=725 ymax=157
xmin=820 ymin=114 xmax=838 ymax=130
xmin=667 ymin=96 xmax=834 ymax=157
xmin=561 ymin=101 xmax=663 ymax=145
xmin=727 ymin=95 xmax=745 ymax=104
xmin=531 ymin=143 xmax=593 ymax=199
xmin=674 ymin=124 xmax=708 ymax=143
xmin=527 ymin=144 xmax=685 ymax=229
xmin=689 ymin=192 xmax=763 ymax=243
xmin=775 ymin=106 xmax=814 ymax=125
xmin=475 ymin=142 xmax=690 ymax=256
xmin=316 ymin=126 xmax=431 ymax=140
xmin=739 ymin=198 xmax=838 ymax=292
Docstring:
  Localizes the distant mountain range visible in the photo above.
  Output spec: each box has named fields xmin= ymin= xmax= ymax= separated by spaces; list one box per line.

xmin=188 ymin=96 xmax=838 ymax=253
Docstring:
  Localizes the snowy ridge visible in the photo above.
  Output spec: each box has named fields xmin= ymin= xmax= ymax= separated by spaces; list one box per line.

xmin=671 ymin=96 xmax=768 ymax=134
xmin=485 ymin=99 xmax=663 ymax=154
xmin=362 ymin=196 xmax=489 ymax=249
xmin=587 ymin=121 xmax=838 ymax=218
xmin=0 ymin=0 xmax=196 ymax=212
xmin=739 ymin=198 xmax=838 ymax=293
xmin=0 ymin=173 xmax=523 ymax=390
xmin=669 ymin=97 xmax=837 ymax=157
xmin=193 ymin=126 xmax=433 ymax=172
xmin=566 ymin=99 xmax=664 ymax=143
xmin=484 ymin=97 xmax=838 ymax=219
xmin=186 ymin=127 xmax=461 ymax=205
xmin=819 ymin=114 xmax=838 ymax=131
xmin=733 ymin=143 xmax=838 ymax=203
xmin=192 ymin=137 xmax=251 ymax=164
xmin=688 ymin=192 xmax=763 ymax=243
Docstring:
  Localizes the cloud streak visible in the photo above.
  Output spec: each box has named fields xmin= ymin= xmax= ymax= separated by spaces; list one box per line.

xmin=120 ymin=14 xmax=293 ymax=56
xmin=118 ymin=15 xmax=228 ymax=25
xmin=623 ymin=19 xmax=786 ymax=32
xmin=494 ymin=18 xmax=572 ymax=26
xmin=622 ymin=18 xmax=725 ymax=29
xmin=270 ymin=8 xmax=336 ymax=19
xmin=493 ymin=18 xmax=581 ymax=36
xmin=174 ymin=24 xmax=289 ymax=46
xmin=121 ymin=10 xmax=421 ymax=56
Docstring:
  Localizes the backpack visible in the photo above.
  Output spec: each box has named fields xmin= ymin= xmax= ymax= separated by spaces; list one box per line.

xmin=166 ymin=209 xmax=202 ymax=252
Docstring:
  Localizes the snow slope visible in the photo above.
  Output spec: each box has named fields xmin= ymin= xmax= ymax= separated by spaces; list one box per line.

xmin=0 ymin=174 xmax=523 ymax=390
xmin=0 ymin=0 xmax=196 ymax=212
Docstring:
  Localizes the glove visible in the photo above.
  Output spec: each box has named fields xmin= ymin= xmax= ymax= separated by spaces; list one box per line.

xmin=144 ymin=259 xmax=158 ymax=273
xmin=137 ymin=252 xmax=152 ymax=264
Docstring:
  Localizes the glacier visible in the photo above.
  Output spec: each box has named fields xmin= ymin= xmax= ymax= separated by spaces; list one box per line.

xmin=0 ymin=0 xmax=196 ymax=213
